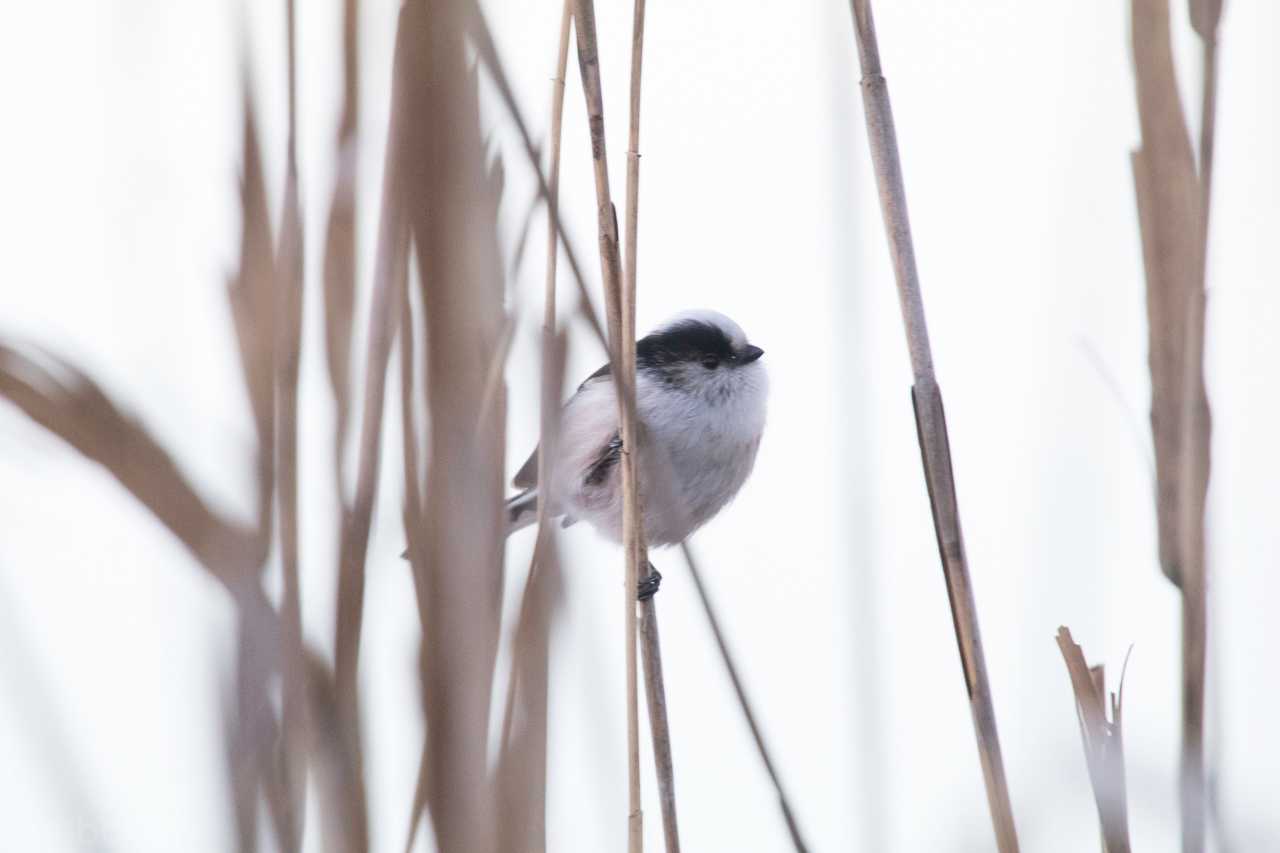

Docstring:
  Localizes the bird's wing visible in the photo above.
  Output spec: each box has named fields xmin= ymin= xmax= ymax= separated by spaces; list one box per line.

xmin=510 ymin=360 xmax=613 ymax=489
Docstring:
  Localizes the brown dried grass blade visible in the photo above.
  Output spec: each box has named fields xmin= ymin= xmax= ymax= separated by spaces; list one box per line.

xmin=227 ymin=93 xmax=276 ymax=466
xmin=323 ymin=0 xmax=360 ymax=476
xmin=304 ymin=651 xmax=370 ymax=851
xmin=1056 ymin=628 xmax=1132 ymax=853
xmin=399 ymin=1 xmax=509 ymax=849
xmin=1130 ymin=3 xmax=1215 ymax=848
xmin=0 ymin=346 xmax=264 ymax=584
xmin=465 ymin=5 xmax=606 ymax=350
xmin=1130 ymin=0 xmax=1206 ymax=589
xmin=332 ymin=0 xmax=411 ymax=716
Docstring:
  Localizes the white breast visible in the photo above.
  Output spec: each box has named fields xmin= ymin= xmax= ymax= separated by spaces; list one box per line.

xmin=551 ymin=362 xmax=767 ymax=546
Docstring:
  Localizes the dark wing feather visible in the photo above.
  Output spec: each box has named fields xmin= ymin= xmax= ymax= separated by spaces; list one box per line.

xmin=511 ymin=361 xmax=611 ymax=489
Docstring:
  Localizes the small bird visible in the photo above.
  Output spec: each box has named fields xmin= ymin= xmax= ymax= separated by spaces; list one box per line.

xmin=507 ymin=310 xmax=767 ymax=566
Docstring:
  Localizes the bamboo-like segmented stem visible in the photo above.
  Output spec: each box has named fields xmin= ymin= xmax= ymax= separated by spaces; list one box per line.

xmin=681 ymin=544 xmax=809 ymax=852
xmin=845 ymin=3 xmax=1019 ymax=851
xmin=622 ymin=1 xmax=680 ymax=851
xmin=570 ymin=1 xmax=643 ymax=849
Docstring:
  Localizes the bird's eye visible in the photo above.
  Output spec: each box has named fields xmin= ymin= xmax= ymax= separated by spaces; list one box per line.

xmin=701 ymin=355 xmax=720 ymax=370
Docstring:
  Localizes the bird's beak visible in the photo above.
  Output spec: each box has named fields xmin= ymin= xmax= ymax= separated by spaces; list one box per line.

xmin=740 ymin=345 xmax=764 ymax=363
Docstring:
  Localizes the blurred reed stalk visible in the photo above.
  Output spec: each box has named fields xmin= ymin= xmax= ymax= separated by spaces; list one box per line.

xmin=845 ymin=2 xmax=1020 ymax=850
xmin=680 ymin=543 xmax=810 ymax=852
xmin=1128 ymin=2 xmax=1220 ymax=849
xmin=1056 ymin=628 xmax=1132 ymax=853
xmin=275 ymin=0 xmax=308 ymax=845
xmin=397 ymin=1 xmax=511 ymax=849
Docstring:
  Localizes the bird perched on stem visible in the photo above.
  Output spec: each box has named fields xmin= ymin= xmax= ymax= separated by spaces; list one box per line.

xmin=508 ymin=310 xmax=767 ymax=553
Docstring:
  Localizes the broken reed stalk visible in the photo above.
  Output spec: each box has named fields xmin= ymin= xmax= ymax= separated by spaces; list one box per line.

xmin=623 ymin=0 xmax=681 ymax=850
xmin=1056 ymin=628 xmax=1132 ymax=853
xmin=1128 ymin=3 xmax=1218 ymax=849
xmin=845 ymin=3 xmax=1020 ymax=851
xmin=680 ymin=543 xmax=810 ymax=852
xmin=571 ymin=0 xmax=644 ymax=847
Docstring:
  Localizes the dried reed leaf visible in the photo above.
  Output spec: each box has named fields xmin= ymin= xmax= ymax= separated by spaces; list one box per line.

xmin=1189 ymin=0 xmax=1223 ymax=40
xmin=227 ymin=95 xmax=276 ymax=464
xmin=398 ymin=2 xmax=509 ymax=849
xmin=332 ymin=0 xmax=412 ymax=722
xmin=1056 ymin=628 xmax=1131 ymax=853
xmin=303 ymin=650 xmax=369 ymax=852
xmin=322 ymin=0 xmax=360 ymax=470
xmin=465 ymin=5 xmax=607 ymax=350
xmin=1130 ymin=0 xmax=1206 ymax=588
xmin=0 ymin=345 xmax=263 ymax=582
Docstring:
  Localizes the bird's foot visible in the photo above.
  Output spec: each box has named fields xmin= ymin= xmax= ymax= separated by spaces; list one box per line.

xmin=637 ymin=565 xmax=662 ymax=601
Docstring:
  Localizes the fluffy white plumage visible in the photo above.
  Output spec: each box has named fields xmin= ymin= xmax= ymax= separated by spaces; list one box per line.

xmin=508 ymin=310 xmax=767 ymax=547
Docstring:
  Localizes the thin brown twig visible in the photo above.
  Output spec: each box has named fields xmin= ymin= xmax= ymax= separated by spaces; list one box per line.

xmin=332 ymin=10 xmax=411 ymax=708
xmin=570 ymin=1 xmax=643 ymax=848
xmin=498 ymin=0 xmax=574 ymax=752
xmin=622 ymin=0 xmax=680 ymax=849
xmin=491 ymin=7 xmax=574 ymax=845
xmin=845 ymin=3 xmax=1020 ymax=850
xmin=680 ymin=543 xmax=810 ymax=852
xmin=465 ymin=6 xmax=606 ymax=352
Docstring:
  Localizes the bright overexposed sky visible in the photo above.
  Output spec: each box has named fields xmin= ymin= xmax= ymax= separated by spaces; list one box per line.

xmin=1 ymin=2 xmax=1277 ymax=851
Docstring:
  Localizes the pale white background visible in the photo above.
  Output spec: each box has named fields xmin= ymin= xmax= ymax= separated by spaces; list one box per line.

xmin=0 ymin=2 xmax=1277 ymax=851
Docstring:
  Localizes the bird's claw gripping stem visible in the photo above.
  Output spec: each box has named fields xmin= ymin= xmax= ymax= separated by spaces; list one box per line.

xmin=637 ymin=564 xmax=662 ymax=601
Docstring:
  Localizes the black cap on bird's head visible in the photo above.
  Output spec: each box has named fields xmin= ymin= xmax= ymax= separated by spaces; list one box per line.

xmin=637 ymin=310 xmax=764 ymax=374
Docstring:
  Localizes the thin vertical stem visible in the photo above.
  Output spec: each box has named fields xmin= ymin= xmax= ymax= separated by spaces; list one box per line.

xmin=276 ymin=1 xmax=306 ymax=847
xmin=571 ymin=1 xmax=643 ymax=848
xmin=845 ymin=3 xmax=1019 ymax=851
xmin=1180 ymin=4 xmax=1219 ymax=848
xmin=681 ymin=544 xmax=809 ymax=852
xmin=622 ymin=1 xmax=680 ymax=851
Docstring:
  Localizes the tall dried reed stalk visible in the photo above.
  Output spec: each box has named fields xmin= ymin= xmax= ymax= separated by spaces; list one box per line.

xmin=570 ymin=0 xmax=646 ymax=848
xmin=845 ymin=2 xmax=1020 ymax=850
xmin=1128 ymin=2 xmax=1220 ymax=849
xmin=622 ymin=1 xmax=682 ymax=850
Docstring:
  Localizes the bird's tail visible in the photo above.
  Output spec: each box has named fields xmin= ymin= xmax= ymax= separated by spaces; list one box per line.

xmin=402 ymin=490 xmax=539 ymax=559
xmin=505 ymin=488 xmax=539 ymax=537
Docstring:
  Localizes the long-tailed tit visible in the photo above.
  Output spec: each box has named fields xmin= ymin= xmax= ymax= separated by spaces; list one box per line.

xmin=507 ymin=310 xmax=767 ymax=574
